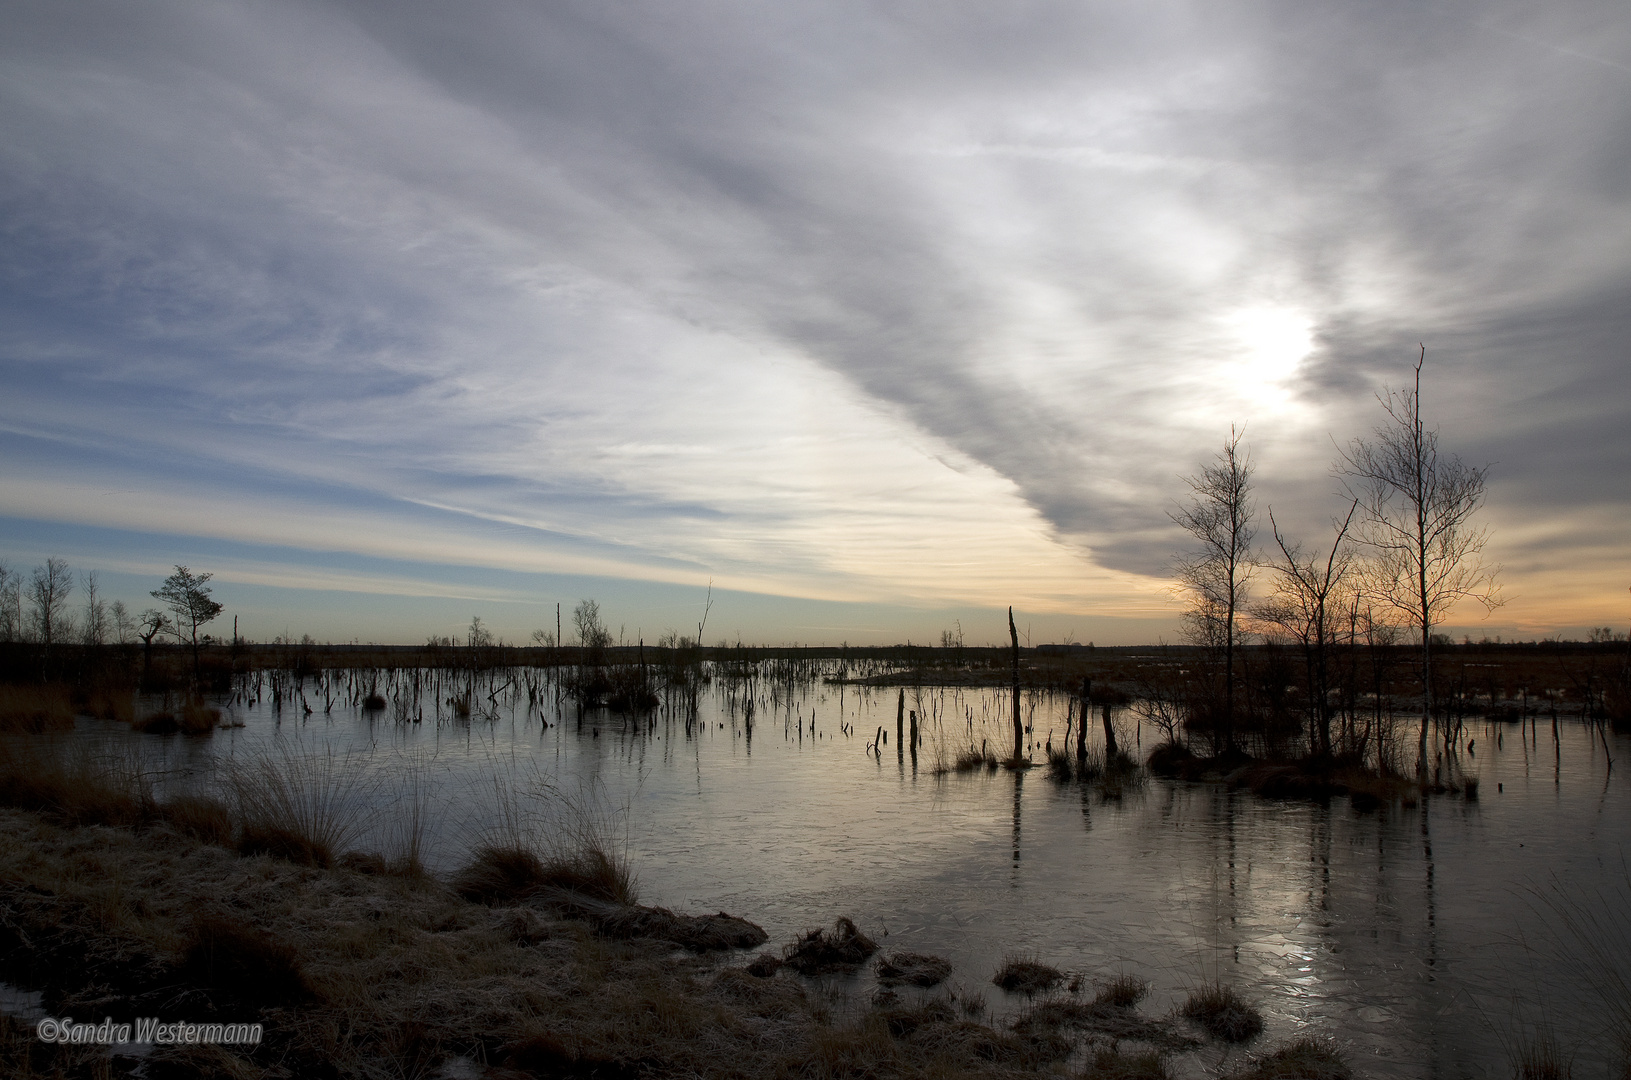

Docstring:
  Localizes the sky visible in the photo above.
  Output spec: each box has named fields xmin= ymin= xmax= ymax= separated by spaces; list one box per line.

xmin=1 ymin=0 xmax=1628 ymax=646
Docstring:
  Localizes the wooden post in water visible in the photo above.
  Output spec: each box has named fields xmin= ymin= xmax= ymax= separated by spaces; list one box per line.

xmin=1009 ymin=607 xmax=1023 ymax=761
xmin=1077 ymin=677 xmax=1090 ymax=765
xmin=1102 ymin=703 xmax=1117 ymax=762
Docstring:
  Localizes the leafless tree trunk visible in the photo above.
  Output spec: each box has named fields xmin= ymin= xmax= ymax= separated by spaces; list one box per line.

xmin=1339 ymin=347 xmax=1501 ymax=775
xmin=1171 ymin=426 xmax=1255 ymax=754
xmin=1009 ymin=607 xmax=1023 ymax=761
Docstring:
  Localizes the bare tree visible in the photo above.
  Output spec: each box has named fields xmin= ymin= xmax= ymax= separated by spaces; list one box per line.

xmin=81 ymin=570 xmax=108 ymax=647
xmin=138 ymin=608 xmax=171 ymax=678
xmin=1339 ymin=347 xmax=1501 ymax=772
xmin=0 ymin=563 xmax=21 ymax=642
xmin=111 ymin=600 xmax=135 ymax=646
xmin=151 ymin=566 xmax=224 ymax=680
xmin=27 ymin=557 xmax=75 ymax=653
xmin=467 ymin=615 xmax=494 ymax=649
xmin=1171 ymin=426 xmax=1255 ymax=753
xmin=1254 ymin=500 xmax=1358 ymax=757
xmin=573 ymin=600 xmax=610 ymax=650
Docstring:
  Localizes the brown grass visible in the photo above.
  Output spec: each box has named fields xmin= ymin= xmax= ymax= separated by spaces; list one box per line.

xmin=783 ymin=916 xmax=878 ymax=974
xmin=0 ymin=736 xmax=153 ymax=827
xmin=1094 ymin=973 xmax=1150 ymax=1008
xmin=876 ymin=951 xmax=953 ymax=987
xmin=992 ymin=956 xmax=1063 ymax=994
xmin=0 ymin=684 xmax=75 ymax=733
xmin=1082 ymin=1046 xmax=1172 ymax=1080
xmin=1228 ymin=1039 xmax=1351 ymax=1080
xmin=1182 ymin=981 xmax=1264 ymax=1042
xmin=1515 ymin=1034 xmax=1573 ymax=1080
xmin=85 ymin=686 xmax=136 ymax=724
xmin=180 ymin=911 xmax=314 ymax=1007
xmin=229 ymin=749 xmax=373 ymax=869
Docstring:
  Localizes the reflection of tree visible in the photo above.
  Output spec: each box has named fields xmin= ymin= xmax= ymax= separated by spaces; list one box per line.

xmin=1010 ymin=771 xmax=1023 ymax=883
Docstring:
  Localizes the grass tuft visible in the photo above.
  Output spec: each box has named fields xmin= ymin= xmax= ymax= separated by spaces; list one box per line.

xmin=875 ymin=951 xmax=953 ymax=987
xmin=1228 ymin=1038 xmax=1351 ymax=1080
xmin=1094 ymin=973 xmax=1150 ymax=1008
xmin=992 ymin=956 xmax=1064 ymax=995
xmin=1514 ymin=1033 xmax=1573 ymax=1080
xmin=230 ymin=748 xmax=373 ymax=868
xmin=1083 ymin=1046 xmax=1172 ymax=1080
xmin=783 ymin=916 xmax=879 ymax=974
xmin=1182 ymin=981 xmax=1264 ymax=1042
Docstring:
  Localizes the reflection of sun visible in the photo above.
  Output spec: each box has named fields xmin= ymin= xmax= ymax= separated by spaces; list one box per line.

xmin=1224 ymin=306 xmax=1314 ymax=406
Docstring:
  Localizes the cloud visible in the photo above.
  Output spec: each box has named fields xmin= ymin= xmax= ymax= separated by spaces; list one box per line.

xmin=0 ymin=0 xmax=1625 ymax=631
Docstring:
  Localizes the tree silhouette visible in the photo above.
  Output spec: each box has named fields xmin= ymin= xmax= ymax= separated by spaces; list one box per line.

xmin=1171 ymin=426 xmax=1255 ymax=754
xmin=1339 ymin=348 xmax=1500 ymax=772
xmin=151 ymin=566 xmax=224 ymax=681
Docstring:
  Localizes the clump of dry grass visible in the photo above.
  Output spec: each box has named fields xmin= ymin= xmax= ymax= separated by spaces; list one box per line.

xmin=455 ymin=767 xmax=640 ymax=907
xmin=1095 ymin=973 xmax=1150 ymax=1008
xmin=158 ymin=791 xmax=235 ymax=846
xmin=0 ymin=684 xmax=74 ymax=733
xmin=950 ymin=743 xmax=999 ymax=773
xmin=1082 ymin=1046 xmax=1172 ymax=1080
xmin=85 ymin=686 xmax=136 ymax=724
xmin=1228 ymin=1038 xmax=1351 ymax=1080
xmin=180 ymin=698 xmax=222 ymax=734
xmin=783 ymin=916 xmax=878 ymax=974
xmin=453 ymin=842 xmax=637 ymax=908
xmin=1513 ymin=1034 xmax=1573 ymax=1080
xmin=875 ymin=951 xmax=953 ymax=987
xmin=1182 ymin=981 xmax=1264 ymax=1042
xmin=230 ymin=748 xmax=374 ymax=868
xmin=0 ymin=736 xmax=154 ymax=827
xmin=992 ymin=955 xmax=1063 ymax=994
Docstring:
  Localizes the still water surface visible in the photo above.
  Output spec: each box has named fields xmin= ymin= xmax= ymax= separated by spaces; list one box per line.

xmin=103 ymin=668 xmax=1631 ymax=1079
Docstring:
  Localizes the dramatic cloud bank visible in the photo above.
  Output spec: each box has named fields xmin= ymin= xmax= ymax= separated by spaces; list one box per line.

xmin=2 ymin=0 xmax=1627 ymax=640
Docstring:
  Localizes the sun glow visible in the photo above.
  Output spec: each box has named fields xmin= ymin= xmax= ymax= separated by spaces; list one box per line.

xmin=1223 ymin=306 xmax=1315 ymax=405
